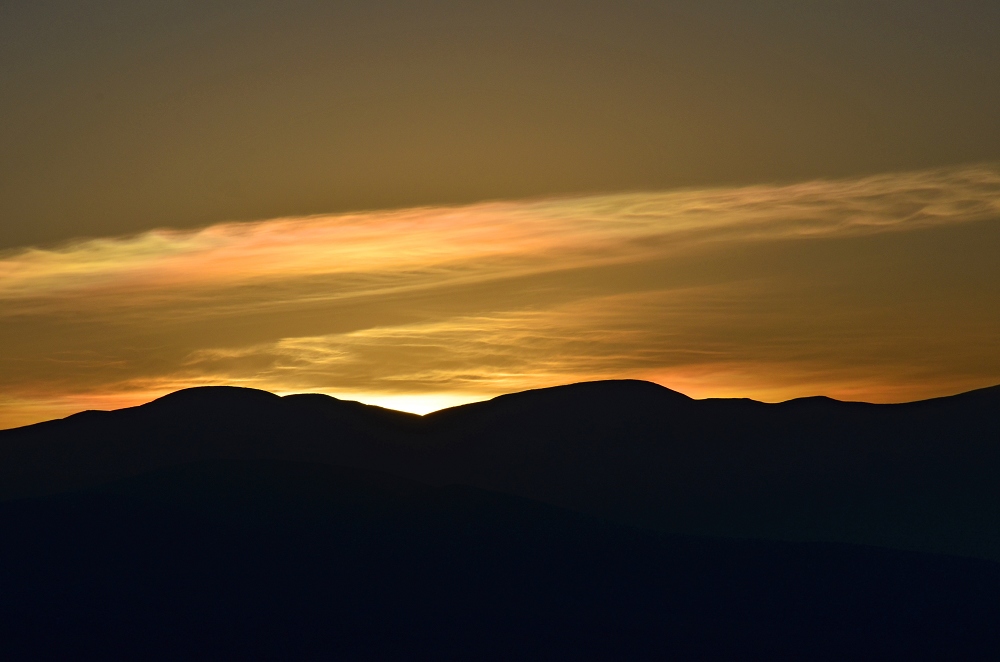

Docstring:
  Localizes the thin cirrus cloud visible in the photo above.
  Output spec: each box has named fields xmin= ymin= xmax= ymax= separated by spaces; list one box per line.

xmin=1 ymin=164 xmax=998 ymax=428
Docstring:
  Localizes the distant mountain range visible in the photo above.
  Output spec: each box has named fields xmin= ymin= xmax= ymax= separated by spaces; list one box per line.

xmin=2 ymin=380 xmax=999 ymax=658
xmin=4 ymin=379 xmax=1000 ymax=559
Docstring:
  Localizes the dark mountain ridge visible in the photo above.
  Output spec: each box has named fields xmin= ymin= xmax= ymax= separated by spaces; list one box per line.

xmin=3 ymin=379 xmax=1000 ymax=559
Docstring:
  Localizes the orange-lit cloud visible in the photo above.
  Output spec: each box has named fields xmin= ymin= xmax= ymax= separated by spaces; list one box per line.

xmin=1 ymin=164 xmax=999 ymax=427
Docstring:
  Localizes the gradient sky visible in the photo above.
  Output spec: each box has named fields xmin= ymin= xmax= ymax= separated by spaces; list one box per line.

xmin=2 ymin=1 xmax=999 ymax=426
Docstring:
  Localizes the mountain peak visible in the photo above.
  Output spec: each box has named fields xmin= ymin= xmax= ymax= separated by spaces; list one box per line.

xmin=150 ymin=385 xmax=282 ymax=406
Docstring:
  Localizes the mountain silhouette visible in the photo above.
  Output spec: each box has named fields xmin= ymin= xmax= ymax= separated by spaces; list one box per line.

xmin=3 ymin=381 xmax=1000 ymax=658
xmin=3 ymin=379 xmax=1000 ymax=559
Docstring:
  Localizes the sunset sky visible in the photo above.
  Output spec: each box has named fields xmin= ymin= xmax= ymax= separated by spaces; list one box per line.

xmin=2 ymin=1 xmax=999 ymax=427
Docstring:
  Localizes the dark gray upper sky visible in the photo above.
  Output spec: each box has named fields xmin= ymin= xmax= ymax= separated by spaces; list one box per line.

xmin=2 ymin=0 xmax=999 ymax=250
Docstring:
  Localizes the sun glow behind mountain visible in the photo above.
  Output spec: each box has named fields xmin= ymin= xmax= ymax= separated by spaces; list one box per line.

xmin=1 ymin=163 xmax=999 ymax=428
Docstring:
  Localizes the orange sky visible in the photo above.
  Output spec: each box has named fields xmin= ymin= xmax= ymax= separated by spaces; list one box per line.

xmin=2 ymin=164 xmax=998 ymax=428
xmin=3 ymin=3 xmax=1000 ymax=427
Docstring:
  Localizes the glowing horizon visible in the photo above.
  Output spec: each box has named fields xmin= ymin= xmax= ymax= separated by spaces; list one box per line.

xmin=2 ymin=163 xmax=998 ymax=429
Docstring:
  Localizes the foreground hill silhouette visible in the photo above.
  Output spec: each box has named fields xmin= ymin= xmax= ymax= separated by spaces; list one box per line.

xmin=3 ymin=380 xmax=1000 ymax=559
xmin=2 ymin=459 xmax=1000 ymax=659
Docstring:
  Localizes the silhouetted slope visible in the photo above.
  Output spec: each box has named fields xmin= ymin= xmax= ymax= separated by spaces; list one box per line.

xmin=2 ymin=460 xmax=999 ymax=660
xmin=420 ymin=381 xmax=1000 ymax=559
xmin=2 ymin=380 xmax=1000 ymax=559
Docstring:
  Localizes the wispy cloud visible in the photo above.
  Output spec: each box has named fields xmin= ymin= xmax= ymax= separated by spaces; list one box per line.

xmin=3 ymin=163 xmax=996 ymax=301
xmin=2 ymin=164 xmax=998 ymax=427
